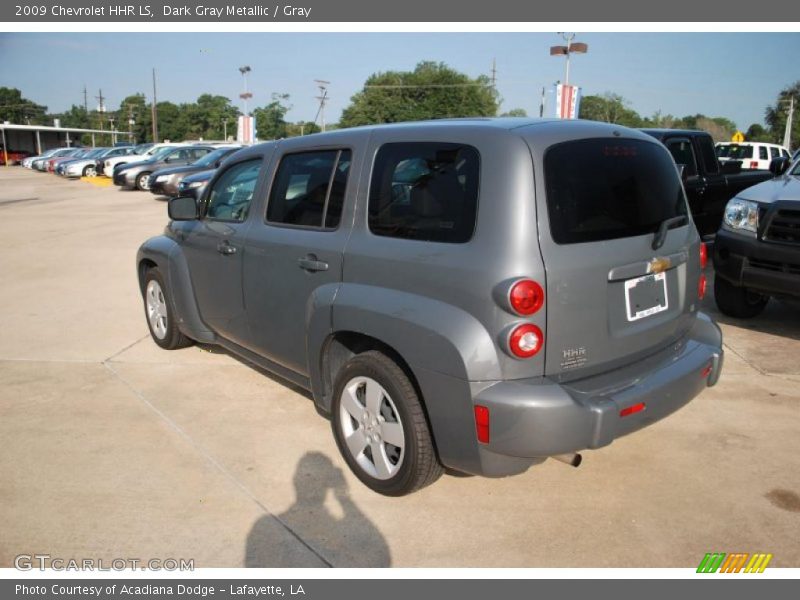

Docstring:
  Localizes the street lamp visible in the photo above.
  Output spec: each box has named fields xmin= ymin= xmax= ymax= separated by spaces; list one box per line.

xmin=550 ymin=33 xmax=588 ymax=86
xmin=239 ymin=65 xmax=253 ymax=116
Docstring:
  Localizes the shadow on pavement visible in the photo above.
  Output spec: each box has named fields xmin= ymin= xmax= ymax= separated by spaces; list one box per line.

xmin=702 ymin=269 xmax=800 ymax=342
xmin=244 ymin=452 xmax=391 ymax=567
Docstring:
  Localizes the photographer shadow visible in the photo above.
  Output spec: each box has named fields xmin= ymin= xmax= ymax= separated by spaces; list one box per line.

xmin=244 ymin=452 xmax=391 ymax=567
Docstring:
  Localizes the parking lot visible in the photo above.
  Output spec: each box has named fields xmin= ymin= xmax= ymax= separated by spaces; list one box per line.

xmin=1 ymin=166 xmax=799 ymax=568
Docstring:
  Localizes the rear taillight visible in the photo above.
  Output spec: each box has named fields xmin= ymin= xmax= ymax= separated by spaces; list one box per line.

xmin=698 ymin=273 xmax=707 ymax=300
xmin=474 ymin=405 xmax=490 ymax=444
xmin=508 ymin=324 xmax=543 ymax=359
xmin=509 ymin=279 xmax=544 ymax=315
xmin=749 ymin=161 xmax=758 ymax=169
xmin=698 ymin=242 xmax=708 ymax=300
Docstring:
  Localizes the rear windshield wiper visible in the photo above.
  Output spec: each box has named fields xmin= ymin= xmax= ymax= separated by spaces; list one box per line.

xmin=652 ymin=215 xmax=688 ymax=250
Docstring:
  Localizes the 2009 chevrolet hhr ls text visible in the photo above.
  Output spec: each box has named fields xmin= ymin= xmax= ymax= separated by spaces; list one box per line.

xmin=137 ymin=118 xmax=724 ymax=496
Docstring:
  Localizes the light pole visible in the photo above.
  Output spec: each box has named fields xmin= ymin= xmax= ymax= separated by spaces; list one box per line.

xmin=239 ymin=65 xmax=253 ymax=116
xmin=550 ymin=33 xmax=588 ymax=86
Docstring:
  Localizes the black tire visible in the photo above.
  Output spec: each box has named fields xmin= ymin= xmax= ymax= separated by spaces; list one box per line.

xmin=331 ymin=351 xmax=442 ymax=496
xmin=82 ymin=165 xmax=96 ymax=177
xmin=135 ymin=172 xmax=152 ymax=191
xmin=714 ymin=275 xmax=768 ymax=318
xmin=142 ymin=267 xmax=193 ymax=350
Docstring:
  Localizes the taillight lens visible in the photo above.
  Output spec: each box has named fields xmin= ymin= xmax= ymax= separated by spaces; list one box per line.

xmin=698 ymin=273 xmax=707 ymax=300
xmin=508 ymin=324 xmax=544 ymax=359
xmin=699 ymin=242 xmax=708 ymax=269
xmin=474 ymin=405 xmax=490 ymax=444
xmin=509 ymin=279 xmax=544 ymax=316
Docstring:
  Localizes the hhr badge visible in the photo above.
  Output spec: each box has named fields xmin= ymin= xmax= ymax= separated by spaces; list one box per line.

xmin=561 ymin=346 xmax=587 ymax=370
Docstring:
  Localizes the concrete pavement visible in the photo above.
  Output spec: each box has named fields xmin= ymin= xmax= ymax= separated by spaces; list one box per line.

xmin=1 ymin=167 xmax=798 ymax=568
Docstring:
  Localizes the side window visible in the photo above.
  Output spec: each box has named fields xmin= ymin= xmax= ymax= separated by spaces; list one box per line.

xmin=205 ymin=159 xmax=262 ymax=222
xmin=368 ymin=142 xmax=480 ymax=243
xmin=191 ymin=148 xmax=210 ymax=160
xmin=759 ymin=146 xmax=769 ymax=160
xmin=696 ymin=135 xmax=719 ymax=174
xmin=769 ymin=147 xmax=779 ymax=159
xmin=783 ymin=149 xmax=790 ymax=158
xmin=666 ymin=139 xmax=698 ymax=177
xmin=266 ymin=150 xmax=351 ymax=229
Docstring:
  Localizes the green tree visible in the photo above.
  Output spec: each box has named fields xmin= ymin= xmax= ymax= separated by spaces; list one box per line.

xmin=182 ymin=94 xmax=239 ymax=140
xmin=339 ymin=61 xmax=498 ymax=128
xmin=745 ymin=123 xmax=771 ymax=142
xmin=252 ymin=93 xmax=291 ymax=140
xmin=117 ymin=94 xmax=152 ymax=143
xmin=500 ymin=108 xmax=528 ymax=117
xmin=764 ymin=81 xmax=799 ymax=149
xmin=0 ymin=87 xmax=47 ymax=124
xmin=578 ymin=93 xmax=642 ymax=127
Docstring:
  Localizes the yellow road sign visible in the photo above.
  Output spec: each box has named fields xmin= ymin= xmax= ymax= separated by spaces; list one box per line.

xmin=732 ymin=131 xmax=745 ymax=143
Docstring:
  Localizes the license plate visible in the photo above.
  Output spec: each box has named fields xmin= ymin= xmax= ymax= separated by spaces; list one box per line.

xmin=625 ymin=272 xmax=668 ymax=322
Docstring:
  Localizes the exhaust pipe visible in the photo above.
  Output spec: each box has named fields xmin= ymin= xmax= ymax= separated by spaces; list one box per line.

xmin=551 ymin=453 xmax=582 ymax=467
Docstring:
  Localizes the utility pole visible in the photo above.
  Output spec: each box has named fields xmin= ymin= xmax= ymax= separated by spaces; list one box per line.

xmin=239 ymin=65 xmax=253 ymax=116
xmin=127 ymin=104 xmax=136 ymax=143
xmin=83 ymin=85 xmax=89 ymax=114
xmin=222 ymin=117 xmax=229 ymax=141
xmin=151 ymin=68 xmax=159 ymax=143
xmin=783 ymin=95 xmax=795 ymax=151
xmin=491 ymin=58 xmax=497 ymax=88
xmin=314 ymin=80 xmax=330 ymax=133
xmin=95 ymin=89 xmax=106 ymax=141
xmin=539 ymin=86 xmax=546 ymax=117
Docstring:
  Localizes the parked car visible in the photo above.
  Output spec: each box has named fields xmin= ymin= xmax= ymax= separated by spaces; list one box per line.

xmin=713 ymin=156 xmax=800 ymax=317
xmin=175 ymin=168 xmax=215 ymax=200
xmin=48 ymin=148 xmax=96 ymax=173
xmin=137 ymin=119 xmax=724 ymax=496
xmin=56 ymin=147 xmax=109 ymax=176
xmin=716 ymin=142 xmax=791 ymax=171
xmin=114 ymin=145 xmax=216 ymax=191
xmin=22 ymin=148 xmax=61 ymax=169
xmin=0 ymin=145 xmax=32 ymax=166
xmin=102 ymin=143 xmax=172 ymax=177
xmin=642 ymin=130 xmax=774 ymax=237
xmin=96 ymin=144 xmax=150 ymax=177
xmin=33 ymin=148 xmax=79 ymax=171
xmin=148 ymin=146 xmax=242 ymax=197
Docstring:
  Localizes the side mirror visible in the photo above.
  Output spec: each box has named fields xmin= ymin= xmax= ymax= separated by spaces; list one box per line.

xmin=214 ymin=160 xmax=222 ymax=168
xmin=168 ymin=196 xmax=199 ymax=221
xmin=769 ymin=156 xmax=790 ymax=176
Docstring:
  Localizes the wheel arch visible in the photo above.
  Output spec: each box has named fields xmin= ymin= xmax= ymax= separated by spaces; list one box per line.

xmin=137 ymin=236 xmax=216 ymax=343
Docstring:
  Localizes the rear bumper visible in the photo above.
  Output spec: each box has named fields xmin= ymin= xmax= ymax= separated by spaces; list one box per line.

xmin=471 ymin=312 xmax=723 ymax=474
xmin=713 ymin=228 xmax=800 ymax=299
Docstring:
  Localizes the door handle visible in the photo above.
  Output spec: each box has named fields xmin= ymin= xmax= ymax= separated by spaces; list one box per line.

xmin=298 ymin=255 xmax=329 ymax=272
xmin=217 ymin=241 xmax=237 ymax=256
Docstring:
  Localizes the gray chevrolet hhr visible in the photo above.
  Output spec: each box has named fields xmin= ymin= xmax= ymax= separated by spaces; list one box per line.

xmin=137 ymin=118 xmax=724 ymax=496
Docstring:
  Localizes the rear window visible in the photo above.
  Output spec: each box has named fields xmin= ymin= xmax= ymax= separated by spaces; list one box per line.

xmin=544 ymin=138 xmax=687 ymax=244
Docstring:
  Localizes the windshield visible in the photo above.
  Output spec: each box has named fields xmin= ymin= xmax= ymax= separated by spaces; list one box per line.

xmin=727 ymin=145 xmax=754 ymax=159
xmin=790 ymin=160 xmax=800 ymax=176
xmin=84 ymin=148 xmax=107 ymax=158
xmin=148 ymin=146 xmax=176 ymax=160
xmin=716 ymin=145 xmax=733 ymax=158
xmin=544 ymin=138 xmax=688 ymax=244
xmin=134 ymin=144 xmax=153 ymax=154
xmin=193 ymin=147 xmax=235 ymax=167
